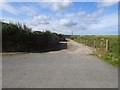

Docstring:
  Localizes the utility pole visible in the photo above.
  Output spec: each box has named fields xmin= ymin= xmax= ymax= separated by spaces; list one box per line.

xmin=71 ymin=29 xmax=73 ymax=36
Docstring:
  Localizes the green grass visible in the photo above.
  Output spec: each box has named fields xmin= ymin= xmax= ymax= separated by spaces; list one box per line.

xmin=99 ymin=53 xmax=119 ymax=67
xmin=71 ymin=35 xmax=119 ymax=67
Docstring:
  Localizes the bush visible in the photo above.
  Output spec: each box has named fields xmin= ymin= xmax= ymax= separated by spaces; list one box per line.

xmin=2 ymin=22 xmax=65 ymax=52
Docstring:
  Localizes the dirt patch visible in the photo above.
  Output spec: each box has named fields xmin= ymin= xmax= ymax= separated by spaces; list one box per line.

xmin=48 ymin=39 xmax=96 ymax=55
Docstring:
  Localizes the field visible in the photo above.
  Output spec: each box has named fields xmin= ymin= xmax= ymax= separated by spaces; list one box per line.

xmin=71 ymin=35 xmax=119 ymax=66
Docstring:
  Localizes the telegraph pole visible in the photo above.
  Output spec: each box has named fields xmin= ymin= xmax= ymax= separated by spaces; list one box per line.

xmin=71 ymin=29 xmax=73 ymax=36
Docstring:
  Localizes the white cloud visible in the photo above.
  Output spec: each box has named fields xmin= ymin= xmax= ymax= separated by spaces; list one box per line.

xmin=89 ymin=8 xmax=103 ymax=18
xmin=26 ymin=17 xmax=75 ymax=34
xmin=1 ymin=2 xmax=20 ymax=15
xmin=64 ymin=10 xmax=86 ymax=18
xmin=76 ymin=10 xmax=86 ymax=16
xmin=1 ymin=2 xmax=38 ymax=16
xmin=80 ymin=1 xmax=117 ymax=26
xmin=89 ymin=13 xmax=117 ymax=29
xmin=63 ymin=7 xmax=103 ymax=25
xmin=31 ymin=15 xmax=50 ymax=25
xmin=79 ymin=1 xmax=117 ymax=26
xmin=81 ymin=8 xmax=104 ymax=25
xmin=21 ymin=11 xmax=118 ymax=35
xmin=101 ymin=2 xmax=117 ymax=7
xmin=20 ymin=6 xmax=37 ymax=16
xmin=1 ymin=17 xmax=24 ymax=24
xmin=1 ymin=1 xmax=118 ymax=35
xmin=86 ymin=13 xmax=118 ymax=35
xmin=59 ymin=19 xmax=77 ymax=27
xmin=64 ymin=13 xmax=75 ymax=18
xmin=98 ymin=1 xmax=118 ymax=8
xmin=39 ymin=0 xmax=72 ymax=11
xmin=52 ymin=2 xmax=72 ymax=11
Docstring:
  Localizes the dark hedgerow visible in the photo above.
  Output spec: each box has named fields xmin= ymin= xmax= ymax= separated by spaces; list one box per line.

xmin=2 ymin=22 xmax=65 ymax=52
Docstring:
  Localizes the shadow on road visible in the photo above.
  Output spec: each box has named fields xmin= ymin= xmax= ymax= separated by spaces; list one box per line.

xmin=2 ymin=41 xmax=68 ymax=54
xmin=38 ymin=42 xmax=67 ymax=53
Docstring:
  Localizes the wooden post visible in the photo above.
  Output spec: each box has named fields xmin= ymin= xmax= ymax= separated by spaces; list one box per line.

xmin=86 ymin=40 xmax=87 ymax=45
xmin=100 ymin=38 xmax=104 ymax=52
xmin=94 ymin=40 xmax=96 ymax=48
xmin=100 ymin=40 xmax=103 ymax=52
xmin=106 ymin=39 xmax=109 ymax=51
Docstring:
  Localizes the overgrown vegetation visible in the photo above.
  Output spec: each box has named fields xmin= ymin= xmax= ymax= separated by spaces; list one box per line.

xmin=2 ymin=22 xmax=66 ymax=52
xmin=71 ymin=35 xmax=119 ymax=66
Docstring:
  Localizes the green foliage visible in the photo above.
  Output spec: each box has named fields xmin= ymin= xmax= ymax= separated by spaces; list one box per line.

xmin=2 ymin=22 xmax=65 ymax=52
xmin=71 ymin=35 xmax=119 ymax=66
xmin=100 ymin=53 xmax=119 ymax=67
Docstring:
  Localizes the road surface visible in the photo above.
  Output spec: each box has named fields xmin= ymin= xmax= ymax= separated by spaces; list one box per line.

xmin=2 ymin=40 xmax=118 ymax=88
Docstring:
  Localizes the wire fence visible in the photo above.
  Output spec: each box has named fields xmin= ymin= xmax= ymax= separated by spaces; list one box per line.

xmin=71 ymin=35 xmax=119 ymax=66
xmin=71 ymin=35 xmax=119 ymax=54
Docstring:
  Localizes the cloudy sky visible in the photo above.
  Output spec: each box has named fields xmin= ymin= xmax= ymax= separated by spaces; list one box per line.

xmin=1 ymin=0 xmax=118 ymax=35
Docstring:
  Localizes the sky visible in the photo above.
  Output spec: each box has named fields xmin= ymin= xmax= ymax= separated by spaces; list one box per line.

xmin=0 ymin=0 xmax=118 ymax=35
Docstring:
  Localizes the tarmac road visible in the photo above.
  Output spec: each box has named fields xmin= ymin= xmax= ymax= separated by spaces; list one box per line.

xmin=2 ymin=40 xmax=118 ymax=88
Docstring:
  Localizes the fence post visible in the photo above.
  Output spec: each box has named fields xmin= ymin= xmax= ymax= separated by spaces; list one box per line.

xmin=94 ymin=40 xmax=96 ymax=48
xmin=100 ymin=39 xmax=103 ymax=52
xmin=85 ymin=40 xmax=87 ymax=45
xmin=100 ymin=41 xmax=102 ymax=48
xmin=106 ymin=39 xmax=109 ymax=51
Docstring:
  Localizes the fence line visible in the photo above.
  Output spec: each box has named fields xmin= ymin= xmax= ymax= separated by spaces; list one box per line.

xmin=71 ymin=36 xmax=118 ymax=54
